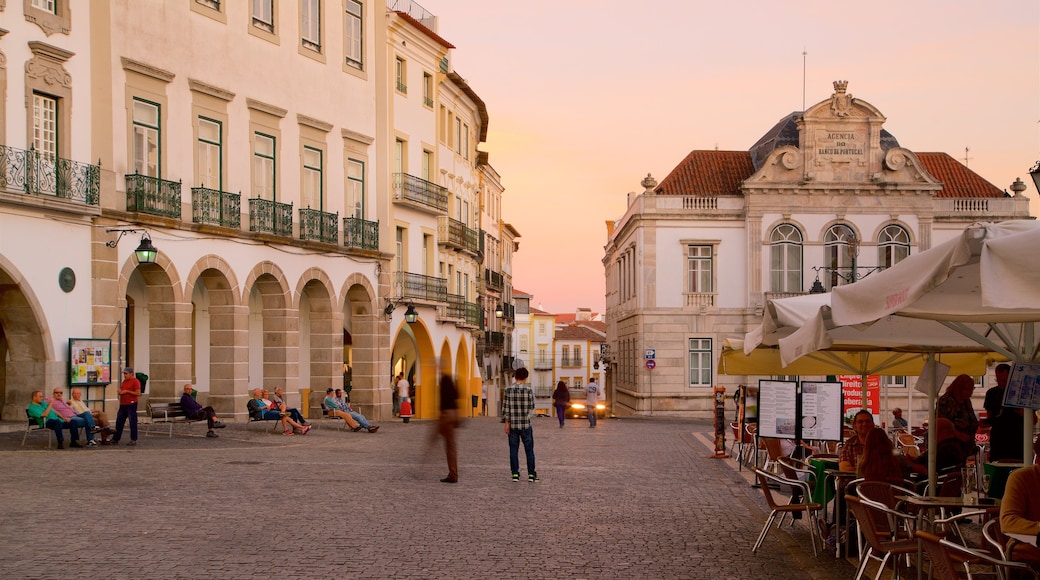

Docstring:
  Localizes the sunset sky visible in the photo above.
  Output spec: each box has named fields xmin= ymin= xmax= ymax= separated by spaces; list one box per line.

xmin=434 ymin=0 xmax=1040 ymax=314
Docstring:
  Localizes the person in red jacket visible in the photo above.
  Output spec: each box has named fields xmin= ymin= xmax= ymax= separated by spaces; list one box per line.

xmin=112 ymin=367 xmax=141 ymax=446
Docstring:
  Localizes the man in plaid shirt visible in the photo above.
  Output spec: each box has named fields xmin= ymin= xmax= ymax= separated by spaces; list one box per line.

xmin=503 ymin=367 xmax=538 ymax=482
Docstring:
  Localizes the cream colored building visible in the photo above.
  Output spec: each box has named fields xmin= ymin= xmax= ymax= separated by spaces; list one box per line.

xmin=0 ymin=0 xmax=512 ymax=423
xmin=603 ymin=81 xmax=1033 ymax=419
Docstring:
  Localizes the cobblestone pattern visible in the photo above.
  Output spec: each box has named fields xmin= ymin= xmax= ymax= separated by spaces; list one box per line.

xmin=0 ymin=417 xmax=854 ymax=579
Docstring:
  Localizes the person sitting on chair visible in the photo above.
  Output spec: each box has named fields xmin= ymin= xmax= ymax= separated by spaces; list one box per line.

xmin=1000 ymin=463 xmax=1040 ymax=572
xmin=69 ymin=388 xmax=113 ymax=444
xmin=179 ymin=384 xmax=226 ymax=438
xmin=271 ymin=387 xmax=308 ymax=426
xmin=248 ymin=388 xmax=309 ymax=435
xmin=322 ymin=388 xmax=364 ymax=431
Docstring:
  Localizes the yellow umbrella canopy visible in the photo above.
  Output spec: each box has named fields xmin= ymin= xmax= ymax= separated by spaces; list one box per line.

xmin=720 ymin=338 xmax=994 ymax=377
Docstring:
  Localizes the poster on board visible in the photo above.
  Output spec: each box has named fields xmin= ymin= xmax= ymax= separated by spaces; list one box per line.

xmin=756 ymin=380 xmax=798 ymax=439
xmin=800 ymin=381 xmax=844 ymax=442
xmin=1004 ymin=363 xmax=1040 ymax=410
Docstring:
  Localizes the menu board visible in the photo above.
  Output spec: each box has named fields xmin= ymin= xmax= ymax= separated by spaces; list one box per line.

xmin=800 ymin=381 xmax=844 ymax=442
xmin=756 ymin=380 xmax=798 ymax=439
xmin=1004 ymin=363 xmax=1040 ymax=410
xmin=68 ymin=338 xmax=112 ymax=386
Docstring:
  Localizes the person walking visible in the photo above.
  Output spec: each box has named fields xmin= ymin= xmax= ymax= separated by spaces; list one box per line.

xmin=112 ymin=367 xmax=141 ymax=446
xmin=584 ymin=377 xmax=601 ymax=428
xmin=503 ymin=367 xmax=537 ymax=482
xmin=437 ymin=374 xmax=460 ymax=483
xmin=552 ymin=381 xmax=570 ymax=428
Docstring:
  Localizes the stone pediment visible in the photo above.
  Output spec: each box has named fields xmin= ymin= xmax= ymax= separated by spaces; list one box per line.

xmin=743 ymin=81 xmax=939 ymax=191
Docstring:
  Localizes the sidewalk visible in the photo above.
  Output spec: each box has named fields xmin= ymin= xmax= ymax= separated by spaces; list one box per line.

xmin=0 ymin=415 xmax=854 ymax=579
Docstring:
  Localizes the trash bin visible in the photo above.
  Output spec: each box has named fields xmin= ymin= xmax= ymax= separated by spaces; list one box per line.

xmin=471 ymin=394 xmax=479 ymax=408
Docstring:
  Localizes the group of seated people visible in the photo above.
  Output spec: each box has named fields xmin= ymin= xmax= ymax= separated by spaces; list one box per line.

xmin=323 ymin=387 xmax=379 ymax=433
xmin=246 ymin=386 xmax=379 ymax=435
xmin=27 ymin=388 xmax=111 ymax=449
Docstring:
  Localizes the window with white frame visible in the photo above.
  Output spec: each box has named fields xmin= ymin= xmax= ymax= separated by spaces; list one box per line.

xmin=301 ymin=0 xmax=321 ymax=51
xmin=878 ymin=225 xmax=910 ymax=269
xmin=253 ymin=132 xmax=276 ymax=200
xmin=686 ymin=245 xmax=713 ymax=293
xmin=770 ymin=224 xmax=803 ymax=292
xmin=32 ymin=93 xmax=57 ymax=159
xmin=252 ymin=0 xmax=274 ymax=32
xmin=422 ymin=72 xmax=433 ymax=107
xmin=395 ymin=227 xmax=404 ymax=273
xmin=394 ymin=139 xmax=404 ymax=175
xmin=688 ymin=338 xmax=712 ymax=387
xmin=196 ymin=0 xmax=220 ymax=10
xmin=395 ymin=57 xmax=407 ymax=93
xmin=346 ymin=158 xmax=364 ymax=218
xmin=454 ymin=118 xmax=462 ymax=154
xmin=302 ymin=146 xmax=322 ymax=209
xmin=462 ymin=123 xmax=469 ymax=159
xmin=520 ymin=335 xmax=528 ymax=353
xmin=32 ymin=0 xmax=56 ymax=12
xmin=132 ymin=99 xmax=160 ymax=177
xmin=344 ymin=0 xmax=362 ymax=68
xmin=422 ymin=150 xmax=432 ymax=181
xmin=824 ymin=224 xmax=856 ymax=290
xmin=197 ymin=117 xmax=222 ymax=189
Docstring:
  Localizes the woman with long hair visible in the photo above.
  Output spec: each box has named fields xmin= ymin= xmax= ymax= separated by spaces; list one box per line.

xmin=552 ymin=381 xmax=570 ymax=428
xmin=858 ymin=427 xmax=909 ymax=484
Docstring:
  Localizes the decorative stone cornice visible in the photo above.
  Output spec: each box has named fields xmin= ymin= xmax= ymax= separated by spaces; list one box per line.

xmin=297 ymin=114 xmax=332 ymax=133
xmin=28 ymin=40 xmax=73 ymax=62
xmin=121 ymin=57 xmax=174 ymax=83
xmin=246 ymin=98 xmax=287 ymax=118
xmin=26 ymin=41 xmax=73 ymax=88
xmin=188 ymin=78 xmax=235 ymax=102
xmin=341 ymin=128 xmax=374 ymax=145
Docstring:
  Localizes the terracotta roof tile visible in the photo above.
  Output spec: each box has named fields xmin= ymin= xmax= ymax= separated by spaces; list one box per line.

xmin=917 ymin=152 xmax=1005 ymax=198
xmin=655 ymin=150 xmax=754 ymax=196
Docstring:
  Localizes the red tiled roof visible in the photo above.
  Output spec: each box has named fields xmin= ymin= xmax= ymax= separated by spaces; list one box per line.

xmin=917 ymin=153 xmax=1005 ymax=198
xmin=555 ymin=324 xmax=605 ymax=340
xmin=392 ymin=12 xmax=455 ymax=49
xmin=655 ymin=150 xmax=755 ymax=196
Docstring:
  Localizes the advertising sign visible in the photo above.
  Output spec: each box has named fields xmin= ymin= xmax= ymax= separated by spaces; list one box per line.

xmin=68 ymin=338 xmax=113 ymax=386
xmin=839 ymin=374 xmax=880 ymax=423
xmin=1005 ymin=363 xmax=1040 ymax=410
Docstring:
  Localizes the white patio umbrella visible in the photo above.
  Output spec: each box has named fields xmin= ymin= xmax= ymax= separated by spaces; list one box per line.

xmin=801 ymin=221 xmax=1040 ymax=489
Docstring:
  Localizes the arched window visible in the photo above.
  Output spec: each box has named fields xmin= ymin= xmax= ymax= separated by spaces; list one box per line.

xmin=769 ymin=224 xmax=803 ymax=293
xmin=824 ymin=224 xmax=856 ymax=290
xmin=878 ymin=225 xmax=910 ymax=269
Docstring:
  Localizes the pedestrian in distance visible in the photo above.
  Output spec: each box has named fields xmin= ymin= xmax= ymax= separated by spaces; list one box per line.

xmin=585 ymin=377 xmax=601 ymax=428
xmin=503 ymin=367 xmax=538 ymax=482
xmin=437 ymin=374 xmax=460 ymax=483
xmin=552 ymin=380 xmax=570 ymax=428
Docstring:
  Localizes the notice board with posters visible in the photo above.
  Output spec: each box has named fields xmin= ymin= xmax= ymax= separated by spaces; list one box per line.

xmin=1004 ymin=362 xmax=1040 ymax=410
xmin=68 ymin=338 xmax=113 ymax=386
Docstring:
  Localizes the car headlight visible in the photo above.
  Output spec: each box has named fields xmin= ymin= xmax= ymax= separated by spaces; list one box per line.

xmin=595 ymin=404 xmax=606 ymax=410
xmin=571 ymin=403 xmax=586 ymax=410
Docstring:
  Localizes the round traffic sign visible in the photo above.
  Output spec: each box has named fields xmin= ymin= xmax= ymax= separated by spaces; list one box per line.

xmin=646 ymin=359 xmax=656 ymax=370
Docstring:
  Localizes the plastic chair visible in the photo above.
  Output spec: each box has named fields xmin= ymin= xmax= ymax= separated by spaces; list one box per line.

xmin=846 ymin=494 xmax=919 ymax=580
xmin=752 ymin=468 xmax=823 ymax=557
xmin=22 ymin=409 xmax=53 ymax=448
xmin=916 ymin=529 xmax=1039 ymax=580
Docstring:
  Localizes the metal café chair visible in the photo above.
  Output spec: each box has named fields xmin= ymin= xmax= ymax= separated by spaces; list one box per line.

xmin=752 ymin=467 xmax=823 ymax=557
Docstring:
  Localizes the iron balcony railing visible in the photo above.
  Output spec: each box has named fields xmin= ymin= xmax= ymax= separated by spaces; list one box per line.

xmin=393 ymin=172 xmax=448 ymax=213
xmin=249 ymin=198 xmax=293 ymax=236
xmin=464 ymin=301 xmax=481 ymax=327
xmin=126 ymin=174 xmax=182 ymax=218
xmin=445 ymin=293 xmax=467 ymax=320
xmin=343 ymin=216 xmax=379 ymax=250
xmin=500 ymin=303 xmax=516 ymax=321
xmin=0 ymin=145 xmax=100 ymax=205
xmin=437 ymin=216 xmax=480 ymax=255
xmin=191 ymin=187 xmax=241 ymax=228
xmin=533 ymin=356 xmax=553 ymax=370
xmin=484 ymin=268 xmax=504 ymax=292
xmin=485 ymin=331 xmax=505 ymax=350
xmin=299 ymin=207 xmax=338 ymax=244
xmin=396 ymin=271 xmax=447 ymax=303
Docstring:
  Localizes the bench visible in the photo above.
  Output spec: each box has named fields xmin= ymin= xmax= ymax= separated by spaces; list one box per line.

xmin=145 ymin=402 xmax=206 ymax=437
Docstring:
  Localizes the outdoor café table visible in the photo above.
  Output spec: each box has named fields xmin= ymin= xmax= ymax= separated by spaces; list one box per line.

xmin=824 ymin=469 xmax=860 ymax=558
xmin=897 ymin=495 xmax=1001 ymax=580
xmin=983 ymin=462 xmax=1030 ymax=499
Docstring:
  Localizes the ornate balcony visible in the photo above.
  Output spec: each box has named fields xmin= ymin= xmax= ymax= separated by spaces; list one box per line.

xmin=392 ymin=172 xmax=448 ymax=214
xmin=343 ymin=216 xmax=379 ymax=250
xmin=249 ymin=198 xmax=293 ymax=236
xmin=395 ymin=271 xmax=447 ymax=303
xmin=299 ymin=207 xmax=338 ymax=244
xmin=484 ymin=331 xmax=505 ymax=351
xmin=533 ymin=356 xmax=553 ymax=370
xmin=484 ymin=268 xmax=504 ymax=292
xmin=126 ymin=174 xmax=182 ymax=218
xmin=0 ymin=145 xmax=100 ymax=206
xmin=191 ymin=187 xmax=240 ymax=228
xmin=437 ymin=216 xmax=480 ymax=256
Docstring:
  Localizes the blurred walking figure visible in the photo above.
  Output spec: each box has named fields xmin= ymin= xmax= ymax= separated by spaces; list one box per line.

xmin=437 ymin=374 xmax=460 ymax=483
xmin=552 ymin=381 xmax=570 ymax=428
